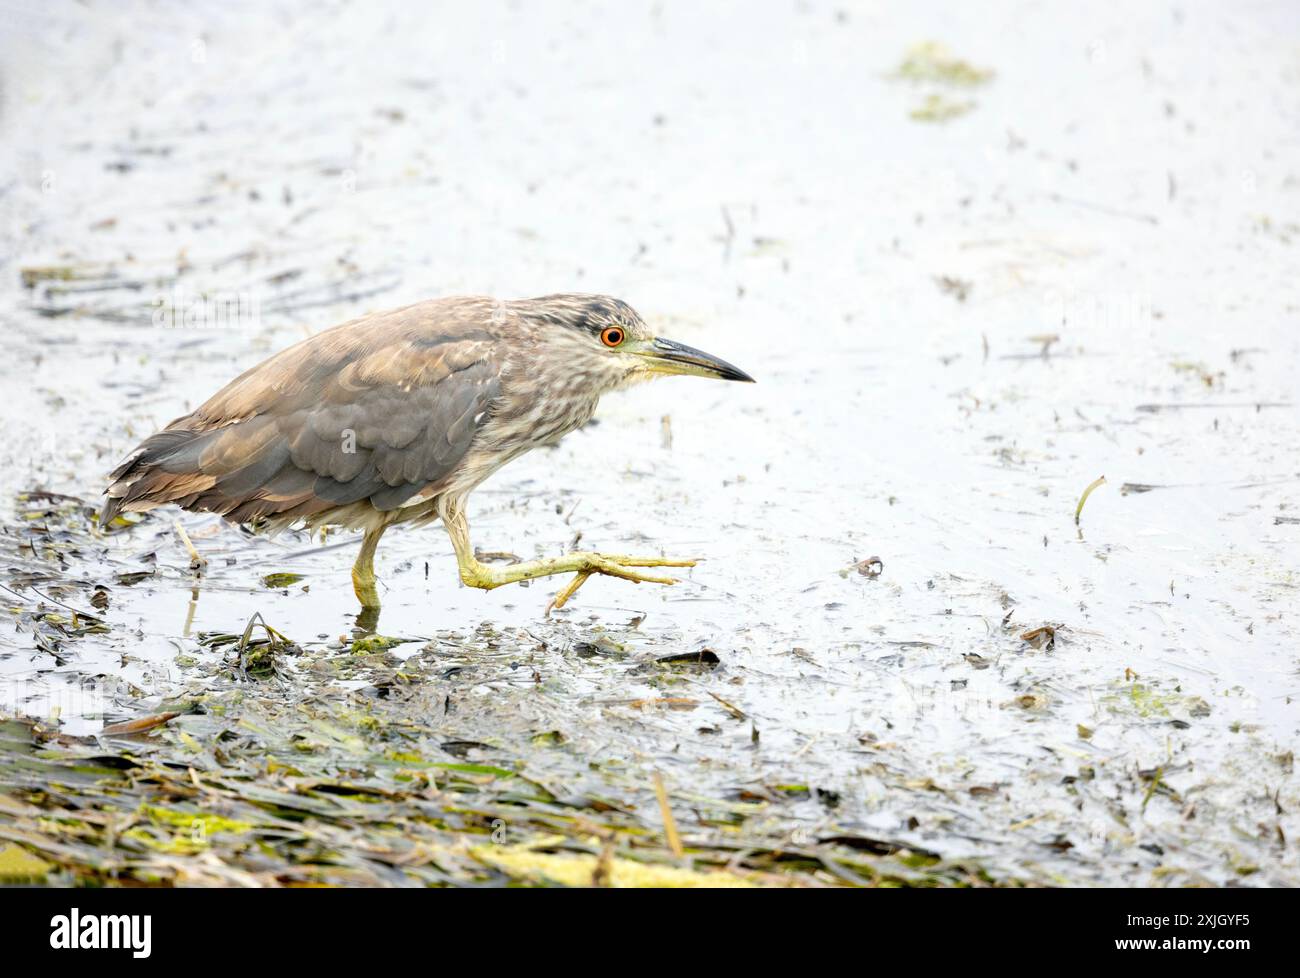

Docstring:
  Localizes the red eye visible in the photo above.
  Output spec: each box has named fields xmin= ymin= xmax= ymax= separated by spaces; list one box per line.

xmin=600 ymin=326 xmax=625 ymax=347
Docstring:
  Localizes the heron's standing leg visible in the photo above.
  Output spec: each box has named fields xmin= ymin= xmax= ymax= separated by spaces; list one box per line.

xmin=440 ymin=500 xmax=696 ymax=610
xmin=352 ymin=522 xmax=388 ymax=610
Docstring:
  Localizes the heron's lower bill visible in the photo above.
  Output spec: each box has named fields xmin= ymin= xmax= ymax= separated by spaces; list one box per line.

xmin=634 ymin=337 xmax=755 ymax=382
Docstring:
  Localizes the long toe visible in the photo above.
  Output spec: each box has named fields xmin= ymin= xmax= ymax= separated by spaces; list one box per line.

xmin=605 ymin=555 xmax=698 ymax=568
xmin=589 ymin=557 xmax=679 ymax=585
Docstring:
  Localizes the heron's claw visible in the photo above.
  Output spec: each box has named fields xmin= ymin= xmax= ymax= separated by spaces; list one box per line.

xmin=544 ymin=554 xmax=698 ymax=611
xmin=547 ymin=556 xmax=688 ymax=611
xmin=452 ymin=531 xmax=699 ymax=612
xmin=547 ymin=571 xmax=592 ymax=613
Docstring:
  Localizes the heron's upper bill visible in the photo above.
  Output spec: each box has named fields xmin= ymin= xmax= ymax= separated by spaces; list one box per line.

xmin=628 ymin=337 xmax=755 ymax=383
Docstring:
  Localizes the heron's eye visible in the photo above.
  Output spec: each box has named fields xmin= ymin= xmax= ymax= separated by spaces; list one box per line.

xmin=600 ymin=326 xmax=625 ymax=348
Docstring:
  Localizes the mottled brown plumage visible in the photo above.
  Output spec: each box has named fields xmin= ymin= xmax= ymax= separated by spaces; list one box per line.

xmin=103 ymin=293 xmax=752 ymax=613
xmin=104 ymin=296 xmax=506 ymax=530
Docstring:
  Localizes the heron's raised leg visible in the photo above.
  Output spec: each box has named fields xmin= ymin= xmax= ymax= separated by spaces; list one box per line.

xmin=352 ymin=523 xmax=388 ymax=610
xmin=441 ymin=505 xmax=695 ymax=610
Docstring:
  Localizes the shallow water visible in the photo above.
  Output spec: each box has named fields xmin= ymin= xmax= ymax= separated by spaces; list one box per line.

xmin=0 ymin=0 xmax=1297 ymax=885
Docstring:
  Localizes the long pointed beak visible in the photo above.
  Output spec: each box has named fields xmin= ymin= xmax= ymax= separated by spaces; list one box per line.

xmin=631 ymin=337 xmax=755 ymax=382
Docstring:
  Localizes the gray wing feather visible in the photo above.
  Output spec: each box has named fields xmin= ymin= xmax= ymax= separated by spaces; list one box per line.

xmin=286 ymin=359 xmax=501 ymax=511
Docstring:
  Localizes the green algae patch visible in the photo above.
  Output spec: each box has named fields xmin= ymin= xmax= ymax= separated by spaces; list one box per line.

xmin=893 ymin=42 xmax=994 ymax=87
xmin=1116 ymin=682 xmax=1172 ymax=718
xmin=20 ymin=264 xmax=110 ymax=288
xmin=350 ymin=634 xmax=418 ymax=654
xmin=529 ymin=729 xmax=568 ymax=747
xmin=0 ymin=842 xmax=52 ymax=882
xmin=124 ymin=803 xmax=256 ymax=852
xmin=910 ymin=93 xmax=976 ymax=123
xmin=1101 ymin=679 xmax=1212 ymax=722
xmin=261 ymin=572 xmax=305 ymax=589
xmin=140 ymin=803 xmax=254 ymax=836
xmin=891 ymin=42 xmax=993 ymax=123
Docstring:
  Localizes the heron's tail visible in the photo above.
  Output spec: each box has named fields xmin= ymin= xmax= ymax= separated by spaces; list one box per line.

xmin=100 ymin=417 xmax=341 ymax=529
xmin=101 ymin=429 xmax=211 ymax=525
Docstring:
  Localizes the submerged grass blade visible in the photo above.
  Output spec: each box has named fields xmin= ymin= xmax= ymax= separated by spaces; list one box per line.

xmin=653 ymin=771 xmax=684 ymax=859
xmin=1074 ymin=475 xmax=1107 ymax=526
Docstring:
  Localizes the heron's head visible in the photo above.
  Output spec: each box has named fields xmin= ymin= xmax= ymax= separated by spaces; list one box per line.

xmin=523 ymin=294 xmax=754 ymax=393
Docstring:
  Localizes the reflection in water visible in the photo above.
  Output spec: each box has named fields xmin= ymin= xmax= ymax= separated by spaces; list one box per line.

xmin=354 ymin=604 xmax=381 ymax=635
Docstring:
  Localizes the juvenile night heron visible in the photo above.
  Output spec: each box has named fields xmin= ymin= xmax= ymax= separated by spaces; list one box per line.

xmin=102 ymin=295 xmax=753 ymax=613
